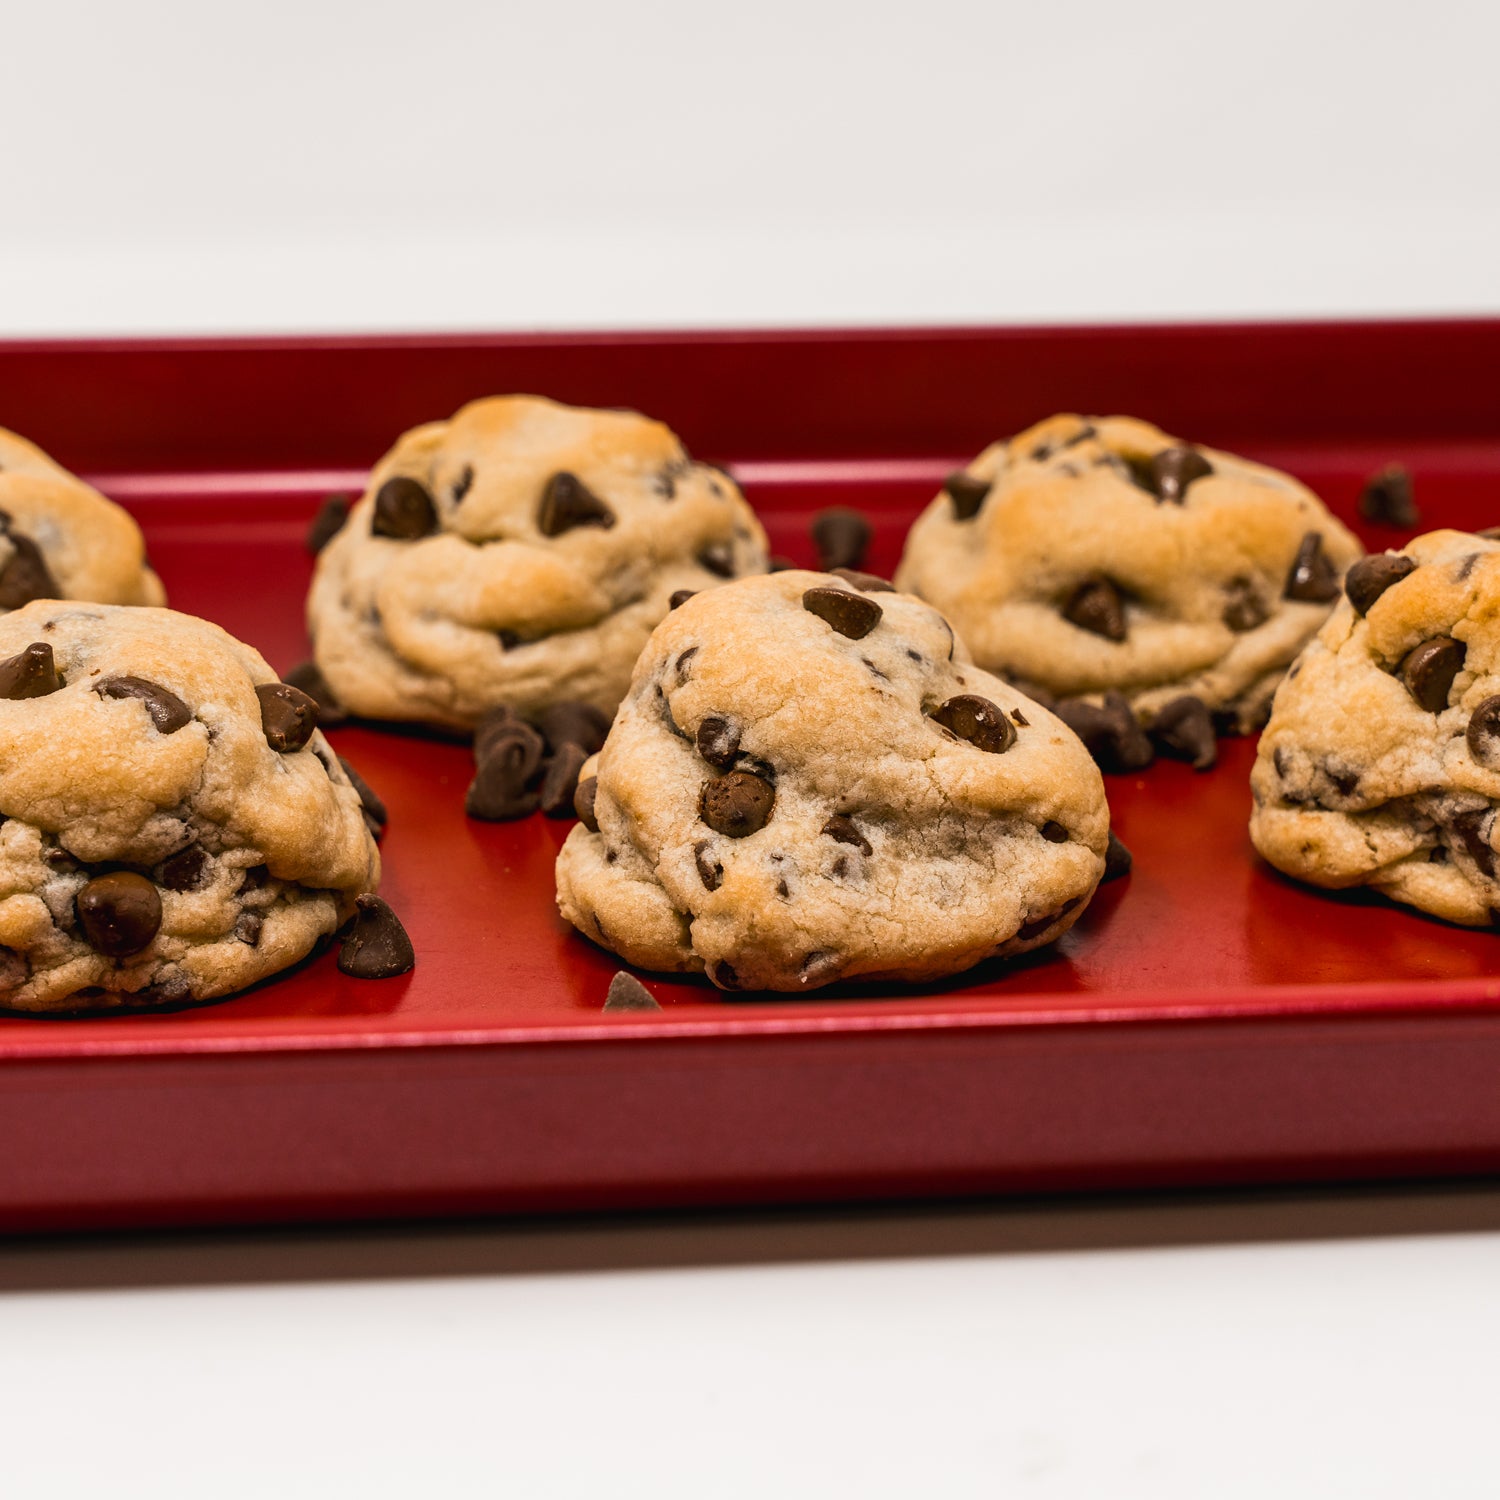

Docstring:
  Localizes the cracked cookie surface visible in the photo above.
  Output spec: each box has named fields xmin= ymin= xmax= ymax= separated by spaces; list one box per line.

xmin=894 ymin=414 xmax=1362 ymax=734
xmin=0 ymin=602 xmax=379 ymax=1012
xmin=555 ymin=571 xmax=1110 ymax=991
xmin=1251 ymin=529 xmax=1500 ymax=926
xmin=307 ymin=395 xmax=769 ymax=729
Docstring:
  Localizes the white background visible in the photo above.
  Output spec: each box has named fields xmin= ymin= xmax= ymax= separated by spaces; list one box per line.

xmin=3 ymin=1 xmax=1500 ymax=1495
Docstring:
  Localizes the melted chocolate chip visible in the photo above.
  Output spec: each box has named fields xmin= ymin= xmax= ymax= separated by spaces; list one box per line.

xmin=1399 ymin=636 xmax=1465 ymax=712
xmin=1149 ymin=695 xmax=1217 ymax=771
xmin=1345 ymin=553 xmax=1417 ymax=615
xmin=97 ymin=676 xmax=192 ymax=734
xmin=1467 ymin=696 xmax=1500 ymax=769
xmin=337 ymin=893 xmax=415 ymax=978
xmin=699 ymin=771 xmax=776 ymax=838
xmin=159 ymin=844 xmax=210 ymax=893
xmin=811 ymin=508 xmax=873 ymax=572
xmin=696 ymin=713 xmax=741 ymax=770
xmin=1062 ymin=576 xmax=1127 ymax=641
xmin=821 ymin=814 xmax=872 ymax=855
xmin=574 ymin=775 xmax=600 ymax=832
xmin=1284 ymin=532 xmax=1340 ymax=603
xmin=0 ymin=641 xmax=62 ymax=700
xmin=540 ymin=742 xmax=589 ymax=818
xmin=451 ymin=465 xmax=475 ymax=505
xmin=234 ymin=912 xmax=263 ymax=946
xmin=372 ymin=476 xmax=438 ymax=540
xmin=698 ymin=542 xmax=735 ymax=577
xmin=1054 ymin=692 xmax=1154 ymax=773
xmin=830 ymin=567 xmax=895 ymax=593
xmin=0 ymin=532 xmax=59 ymax=610
xmin=929 ymin=694 xmax=1016 ymax=753
xmin=306 ymin=493 xmax=350 ymax=553
xmin=943 ymin=472 xmax=991 ymax=521
xmin=338 ymin=756 xmax=387 ymax=836
xmin=669 ymin=589 xmax=697 ymax=610
xmin=256 ymin=681 xmax=319 ymax=752
xmin=1147 ymin=446 xmax=1213 ymax=504
xmin=1358 ymin=465 xmax=1419 ymax=528
xmin=802 ymin=586 xmax=882 ymax=640
xmin=1452 ymin=809 xmax=1497 ymax=879
xmin=693 ymin=840 xmax=724 ymax=891
xmin=1222 ymin=578 xmax=1269 ymax=632
xmin=75 ymin=872 xmax=162 ymax=958
xmin=604 ymin=971 xmax=660 ymax=1011
xmin=283 ymin=659 xmax=349 ymax=728
xmin=536 ymin=701 xmax=610 ymax=757
xmin=538 ymin=471 xmax=615 ymax=536
xmin=1103 ymin=830 xmax=1133 ymax=882
xmin=1040 ymin=821 xmax=1068 ymax=843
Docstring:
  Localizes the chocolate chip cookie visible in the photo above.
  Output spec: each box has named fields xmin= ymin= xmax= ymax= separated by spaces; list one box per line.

xmin=555 ymin=571 xmax=1111 ymax=991
xmin=306 ymin=396 xmax=769 ymax=729
xmin=0 ymin=426 xmax=165 ymax=612
xmin=0 ymin=601 xmax=381 ymax=1011
xmin=1251 ymin=529 xmax=1500 ymax=926
xmin=894 ymin=415 xmax=1362 ymax=740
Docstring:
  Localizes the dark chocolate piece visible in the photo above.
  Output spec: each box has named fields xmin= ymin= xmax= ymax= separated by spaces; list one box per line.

xmin=574 ymin=775 xmax=599 ymax=832
xmin=538 ymin=471 xmax=615 ymax=536
xmin=539 ymin=742 xmax=589 ymax=818
xmin=1062 ymin=577 xmax=1127 ymax=641
xmin=929 ymin=694 xmax=1017 ymax=754
xmin=821 ymin=814 xmax=872 ymax=855
xmin=75 ymin=872 xmax=161 ymax=958
xmin=0 ymin=641 xmax=62 ymax=699
xmin=799 ymin=951 xmax=842 ymax=986
xmin=1149 ymin=695 xmax=1217 ymax=771
xmin=830 ymin=568 xmax=895 ymax=593
xmin=1452 ymin=809 xmax=1497 ymax=879
xmin=466 ymin=719 xmax=545 ymax=820
xmin=233 ymin=912 xmax=263 ymax=946
xmin=943 ymin=472 xmax=991 ymax=521
xmin=669 ymin=589 xmax=697 ymax=610
xmin=1358 ymin=465 xmax=1419 ymax=528
xmin=802 ymin=586 xmax=882 ymax=640
xmin=306 ymin=493 xmax=350 ymax=553
xmin=371 ymin=476 xmax=438 ymax=540
xmin=1399 ymin=636 xmax=1465 ymax=712
xmin=255 ymin=681 xmax=319 ymax=752
xmin=1040 ymin=821 xmax=1069 ymax=843
xmin=0 ymin=532 xmax=59 ymax=610
xmin=693 ymin=840 xmax=724 ymax=891
xmin=535 ymin=701 xmax=610 ymax=757
xmin=1054 ymin=692 xmax=1154 ymax=773
xmin=1103 ymin=830 xmax=1133 ymax=882
xmin=811 ymin=508 xmax=873 ymax=572
xmin=451 ymin=465 xmax=475 ymax=505
xmin=283 ymin=659 xmax=349 ymax=728
xmin=695 ymin=713 xmax=741 ymax=770
xmin=159 ymin=843 xmax=210 ymax=893
xmin=604 ymin=971 xmax=661 ymax=1012
xmin=711 ymin=960 xmax=742 ymax=990
xmin=337 ymin=893 xmax=415 ymax=978
xmin=1344 ymin=554 xmax=1417 ymax=616
xmin=1284 ymin=532 xmax=1340 ymax=603
xmin=338 ymin=756 xmax=387 ymax=836
xmin=698 ymin=542 xmax=735 ymax=577
xmin=96 ymin=676 xmax=192 ymax=734
xmin=1145 ymin=446 xmax=1212 ymax=504
xmin=699 ymin=771 xmax=776 ymax=838
xmin=1466 ymin=696 xmax=1500 ymax=768
xmin=1222 ymin=578 xmax=1269 ymax=632
xmin=473 ymin=705 xmax=531 ymax=765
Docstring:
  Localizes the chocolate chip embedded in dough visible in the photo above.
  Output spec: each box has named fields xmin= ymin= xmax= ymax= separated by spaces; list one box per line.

xmin=337 ymin=894 xmax=415 ymax=978
xmin=811 ymin=508 xmax=873 ymax=572
xmin=538 ymin=471 xmax=615 ymax=536
xmin=135 ymin=973 xmax=192 ymax=1007
xmin=821 ymin=814 xmax=872 ymax=855
xmin=1040 ymin=821 xmax=1068 ymax=843
xmin=693 ymin=840 xmax=724 ymax=891
xmin=669 ymin=589 xmax=697 ymax=610
xmin=1451 ymin=809 xmax=1497 ymax=879
xmin=604 ymin=971 xmax=661 ymax=1011
xmin=0 ymin=532 xmax=59 ymax=610
xmin=96 ymin=676 xmax=193 ymax=734
xmin=255 ymin=681 xmax=319 ymax=752
xmin=799 ymin=951 xmax=843 ymax=987
xmin=695 ymin=713 xmax=741 ymax=770
xmin=943 ymin=471 xmax=991 ymax=521
xmin=1222 ymin=577 xmax=1269 ymax=632
xmin=371 ymin=476 xmax=438 ymax=540
xmin=1149 ymin=695 xmax=1217 ymax=771
xmin=1062 ymin=577 xmax=1127 ymax=641
xmin=574 ymin=775 xmax=600 ymax=832
xmin=830 ymin=567 xmax=895 ymax=593
xmin=0 ymin=642 xmax=62 ymax=699
xmin=1358 ymin=464 xmax=1419 ymax=528
xmin=1103 ymin=830 xmax=1133 ymax=882
xmin=698 ymin=542 xmax=735 ymax=577
xmin=1399 ymin=636 xmax=1465 ymax=713
xmin=1017 ymin=895 xmax=1082 ymax=942
xmin=929 ymin=694 xmax=1017 ymax=754
xmin=1344 ymin=553 xmax=1417 ymax=616
xmin=1054 ymin=691 xmax=1154 ymax=773
xmin=536 ymin=701 xmax=610 ymax=757
xmin=338 ymin=756 xmax=387 ymax=837
xmin=1467 ymin=697 xmax=1500 ymax=769
xmin=284 ymin=659 xmax=349 ymax=728
xmin=710 ymin=960 xmax=742 ymax=990
xmin=306 ymin=492 xmax=350 ymax=553
xmin=451 ymin=465 xmax=475 ymax=505
xmin=75 ymin=871 xmax=162 ymax=958
xmin=802 ymin=586 xmax=882 ymax=640
xmin=1148 ymin=446 xmax=1213 ymax=504
xmin=159 ymin=843 xmax=210 ymax=893
xmin=239 ymin=863 xmax=270 ymax=893
xmin=233 ymin=912 xmax=263 ymax=947
xmin=1283 ymin=532 xmax=1340 ymax=603
xmin=539 ymin=742 xmax=589 ymax=818
xmin=699 ymin=771 xmax=776 ymax=838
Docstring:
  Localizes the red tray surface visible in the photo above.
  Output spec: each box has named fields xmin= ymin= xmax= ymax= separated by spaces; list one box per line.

xmin=2 ymin=322 xmax=1499 ymax=1232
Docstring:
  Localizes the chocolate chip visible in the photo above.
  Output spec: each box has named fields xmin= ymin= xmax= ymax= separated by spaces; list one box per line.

xmin=538 ymin=471 xmax=615 ymax=536
xmin=1222 ymin=578 xmax=1269 ymax=632
xmin=1358 ymin=464 xmax=1419 ymax=528
xmin=1017 ymin=896 xmax=1081 ymax=941
xmin=239 ymin=863 xmax=270 ymax=893
xmin=44 ymin=847 xmax=77 ymax=872
xmin=811 ymin=508 xmax=873 ymax=572
xmin=699 ymin=771 xmax=775 ymax=838
xmin=371 ymin=476 xmax=438 ymax=540
xmin=75 ymin=872 xmax=162 ymax=958
xmin=337 ymin=893 xmax=415 ymax=978
xmin=830 ymin=567 xmax=895 ymax=593
xmin=574 ymin=775 xmax=599 ymax=831
xmin=1467 ymin=696 xmax=1500 ymax=768
xmin=1149 ymin=694 xmax=1217 ymax=771
xmin=1062 ymin=577 xmax=1127 ymax=641
xmin=1054 ymin=692 xmax=1154 ymax=773
xmin=540 ymin=742 xmax=589 ymax=818
xmin=1009 ymin=708 xmax=1029 ymax=726
xmin=1343 ymin=553 xmax=1416 ymax=617
xmin=96 ymin=676 xmax=192 ymax=734
xmin=1456 ymin=552 xmax=1483 ymax=582
xmin=673 ymin=647 xmax=699 ymax=681
xmin=306 ymin=493 xmax=350 ymax=553
xmin=256 ymin=681 xmax=319 ymax=752
xmin=234 ymin=912 xmax=263 ymax=946
xmin=473 ymin=705 xmax=538 ymax=766
xmin=0 ymin=642 xmax=62 ymax=699
xmin=802 ymin=586 xmax=882 ymax=640
xmin=693 ymin=839 xmax=724 ymax=891
xmin=451 ymin=465 xmax=475 ymax=505
xmin=669 ymin=589 xmax=697 ymax=609
xmin=1147 ymin=446 xmax=1213 ymax=504
xmin=1284 ymin=532 xmax=1340 ymax=603
xmin=695 ymin=713 xmax=741 ymax=770
xmin=284 ymin=659 xmax=349 ymax=728
xmin=604 ymin=971 xmax=660 ymax=1011
xmin=698 ymin=542 xmax=735 ymax=577
xmin=929 ymin=694 xmax=1016 ymax=753
xmin=799 ymin=951 xmax=843 ymax=986
xmin=535 ymin=701 xmax=610 ymax=757
xmin=1399 ymin=636 xmax=1465 ymax=712
xmin=1452 ymin=809 xmax=1497 ymax=879
xmin=338 ymin=756 xmax=387 ymax=836
xmin=159 ymin=844 xmax=208 ymax=893
xmin=1040 ymin=821 xmax=1068 ymax=843
xmin=1103 ymin=830 xmax=1132 ymax=882
xmin=136 ymin=973 xmax=192 ymax=1007
xmin=498 ymin=630 xmax=522 ymax=651
xmin=943 ymin=471 xmax=990 ymax=521
xmin=821 ymin=814 xmax=872 ymax=855
xmin=0 ymin=532 xmax=59 ymax=610
xmin=710 ymin=960 xmax=742 ymax=990
xmin=466 ymin=722 xmax=544 ymax=820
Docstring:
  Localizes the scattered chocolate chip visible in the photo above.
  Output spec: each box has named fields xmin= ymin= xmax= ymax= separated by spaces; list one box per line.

xmin=1399 ymin=636 xmax=1465 ymax=712
xmin=1040 ymin=821 xmax=1068 ymax=843
xmin=338 ymin=756 xmax=387 ymax=836
xmin=1222 ymin=578 xmax=1269 ymax=632
xmin=1103 ymin=830 xmax=1132 ymax=882
xmin=473 ymin=705 xmax=530 ymax=765
xmin=696 ymin=713 xmax=742 ymax=770
xmin=604 ymin=971 xmax=660 ymax=1011
xmin=1147 ymin=446 xmax=1213 ymax=504
xmin=698 ymin=542 xmax=735 ymax=577
xmin=538 ymin=471 xmax=615 ymax=536
xmin=75 ymin=872 xmax=162 ymax=958
xmin=574 ymin=775 xmax=600 ymax=831
xmin=943 ymin=471 xmax=991 ymax=521
xmin=159 ymin=844 xmax=210 ymax=892
xmin=0 ymin=641 xmax=62 ymax=699
xmin=1345 ymin=553 xmax=1417 ymax=615
xmin=799 ymin=951 xmax=843 ymax=986
xmin=1452 ymin=809 xmax=1497 ymax=879
xmin=669 ymin=589 xmax=697 ymax=610
xmin=811 ymin=508 xmax=873 ymax=572
xmin=96 ymin=676 xmax=192 ymax=734
xmin=1284 ymin=532 xmax=1340 ymax=603
xmin=1062 ymin=577 xmax=1127 ymax=641
xmin=1054 ymin=692 xmax=1154 ymax=773
xmin=1149 ymin=695 xmax=1217 ymax=771
xmin=830 ymin=567 xmax=895 ymax=593
xmin=1358 ymin=464 xmax=1419 ymax=528
xmin=283 ymin=659 xmax=349 ymax=728
xmin=466 ymin=721 xmax=545 ymax=820
xmin=233 ymin=912 xmax=263 ymax=946
xmin=306 ymin=493 xmax=350 ymax=553
xmin=929 ymin=694 xmax=1017 ymax=753
xmin=372 ymin=476 xmax=438 ymax=540
xmin=769 ymin=556 xmax=798 ymax=572
xmin=0 ymin=532 xmax=59 ymax=610
xmin=337 ymin=893 xmax=415 ymax=978
xmin=1467 ymin=696 xmax=1500 ymax=768
xmin=802 ymin=586 xmax=882 ymax=640
xmin=821 ymin=814 xmax=872 ymax=855
xmin=540 ymin=742 xmax=589 ymax=817
xmin=699 ymin=771 xmax=776 ymax=838
xmin=451 ymin=465 xmax=475 ymax=505
xmin=256 ymin=681 xmax=319 ymax=752
xmin=536 ymin=701 xmax=610 ymax=757
xmin=693 ymin=839 xmax=724 ymax=891
xmin=710 ymin=960 xmax=742 ymax=990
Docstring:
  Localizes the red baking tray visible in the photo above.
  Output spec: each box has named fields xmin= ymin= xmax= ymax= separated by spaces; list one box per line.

xmin=2 ymin=320 xmax=1500 ymax=1233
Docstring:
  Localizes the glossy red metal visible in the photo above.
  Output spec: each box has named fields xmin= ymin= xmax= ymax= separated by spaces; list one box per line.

xmin=1 ymin=320 xmax=1499 ymax=1232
